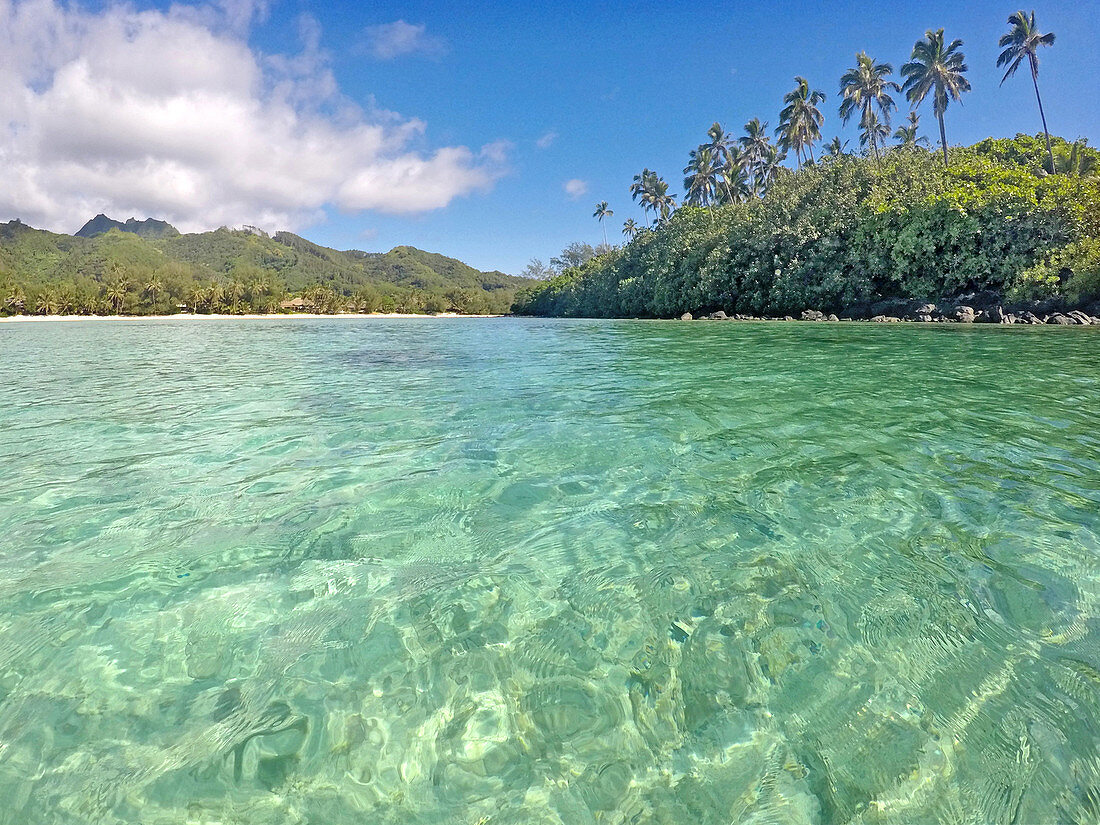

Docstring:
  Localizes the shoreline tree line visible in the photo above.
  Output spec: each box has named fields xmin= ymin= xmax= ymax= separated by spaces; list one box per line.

xmin=514 ymin=11 xmax=1100 ymax=318
xmin=0 ymin=224 xmax=528 ymax=317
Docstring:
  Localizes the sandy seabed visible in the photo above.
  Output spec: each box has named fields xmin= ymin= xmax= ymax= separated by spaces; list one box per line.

xmin=0 ymin=312 xmax=503 ymax=323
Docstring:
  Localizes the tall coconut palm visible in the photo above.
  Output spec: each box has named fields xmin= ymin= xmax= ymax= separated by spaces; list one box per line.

xmin=144 ymin=275 xmax=163 ymax=314
xmin=4 ymin=287 xmax=26 ymax=315
xmin=641 ymin=176 xmax=676 ymax=224
xmin=756 ymin=144 xmax=788 ymax=194
xmin=248 ymin=279 xmax=268 ymax=313
xmin=717 ymin=147 xmax=752 ymax=203
xmin=228 ymin=280 xmax=245 ymax=314
xmin=859 ymin=111 xmax=890 ymax=154
xmin=57 ymin=289 xmax=75 ymax=316
xmin=630 ymin=168 xmax=656 ymax=224
xmin=622 ymin=218 xmax=641 ymax=240
xmin=105 ymin=280 xmax=128 ymax=315
xmin=705 ymin=122 xmax=736 ymax=202
xmin=901 ymin=29 xmax=971 ymax=168
xmin=739 ymin=119 xmax=771 ymax=167
xmin=739 ymin=118 xmax=773 ymax=196
xmin=777 ymin=76 xmax=826 ymax=168
xmin=997 ymin=10 xmax=1056 ymax=172
xmin=893 ymin=112 xmax=930 ymax=148
xmin=593 ymin=201 xmax=614 ymax=245
xmin=206 ymin=281 xmax=224 ymax=313
xmin=36 ymin=290 xmax=59 ymax=316
xmin=839 ymin=53 xmax=901 ymax=159
xmin=683 ymin=147 xmax=720 ymax=208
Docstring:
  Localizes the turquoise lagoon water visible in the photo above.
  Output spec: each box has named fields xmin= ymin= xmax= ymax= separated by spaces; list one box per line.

xmin=1 ymin=317 xmax=1099 ymax=824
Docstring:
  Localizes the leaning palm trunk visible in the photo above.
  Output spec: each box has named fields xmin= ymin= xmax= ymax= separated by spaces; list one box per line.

xmin=937 ymin=112 xmax=948 ymax=167
xmin=1030 ymin=54 xmax=1054 ymax=172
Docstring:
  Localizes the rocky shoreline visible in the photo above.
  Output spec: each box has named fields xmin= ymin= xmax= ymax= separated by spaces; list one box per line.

xmin=678 ymin=293 xmax=1100 ymax=326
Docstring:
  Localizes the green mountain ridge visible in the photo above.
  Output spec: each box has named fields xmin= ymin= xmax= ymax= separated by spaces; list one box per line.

xmin=1 ymin=218 xmax=530 ymax=315
xmin=75 ymin=214 xmax=180 ymax=239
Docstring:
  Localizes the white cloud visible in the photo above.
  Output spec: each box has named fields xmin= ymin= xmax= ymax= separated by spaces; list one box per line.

xmin=362 ymin=20 xmax=446 ymax=60
xmin=536 ymin=131 xmax=558 ymax=149
xmin=563 ymin=179 xmax=589 ymax=200
xmin=0 ymin=1 xmax=503 ymax=234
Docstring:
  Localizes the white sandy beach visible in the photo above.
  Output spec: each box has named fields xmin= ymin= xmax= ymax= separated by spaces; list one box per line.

xmin=0 ymin=312 xmax=503 ymax=323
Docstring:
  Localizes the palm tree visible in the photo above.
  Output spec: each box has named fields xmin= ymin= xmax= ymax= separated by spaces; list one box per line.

xmin=739 ymin=118 xmax=774 ymax=196
xmin=4 ymin=287 xmax=26 ymax=315
xmin=901 ymin=29 xmax=970 ymax=168
xmin=144 ymin=275 xmax=163 ymax=314
xmin=860 ymin=111 xmax=890 ymax=154
xmin=228 ymin=280 xmax=245 ymax=314
xmin=206 ymin=281 xmax=224 ymax=313
xmin=893 ymin=112 xmax=930 ymax=148
xmin=997 ymin=10 xmax=1056 ymax=172
xmin=719 ymin=153 xmax=752 ymax=203
xmin=823 ymin=136 xmax=849 ymax=158
xmin=640 ymin=175 xmax=676 ymax=224
xmin=630 ymin=168 xmax=656 ymax=224
xmin=683 ymin=146 xmax=720 ymax=208
xmin=105 ymin=280 xmax=128 ymax=315
xmin=1053 ymin=139 xmax=1098 ymax=176
xmin=839 ymin=52 xmax=901 ymax=159
xmin=622 ymin=218 xmax=641 ymax=240
xmin=777 ymin=76 xmax=826 ymax=168
xmin=248 ymin=279 xmax=268 ymax=313
xmin=57 ymin=289 xmax=75 ymax=315
xmin=706 ymin=122 xmax=736 ymax=202
xmin=756 ymin=144 xmax=788 ymax=194
xmin=36 ymin=290 xmax=59 ymax=316
xmin=593 ymin=201 xmax=614 ymax=245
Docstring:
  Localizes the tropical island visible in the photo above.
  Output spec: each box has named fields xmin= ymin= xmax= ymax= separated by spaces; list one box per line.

xmin=514 ymin=18 xmax=1100 ymax=324
xmin=0 ymin=216 xmax=530 ymax=317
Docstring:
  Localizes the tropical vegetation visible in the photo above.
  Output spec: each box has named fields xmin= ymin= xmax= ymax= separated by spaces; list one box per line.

xmin=516 ymin=10 xmax=1099 ymax=319
xmin=0 ymin=221 xmax=529 ymax=316
xmin=513 ymin=135 xmax=1100 ymax=318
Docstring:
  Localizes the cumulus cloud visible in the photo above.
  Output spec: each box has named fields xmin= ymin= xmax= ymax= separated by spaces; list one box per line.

xmin=563 ymin=179 xmax=588 ymax=200
xmin=535 ymin=131 xmax=558 ymax=150
xmin=0 ymin=1 xmax=503 ymax=234
xmin=361 ymin=20 xmax=446 ymax=60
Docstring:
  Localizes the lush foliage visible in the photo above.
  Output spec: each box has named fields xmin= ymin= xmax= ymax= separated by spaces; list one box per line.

xmin=514 ymin=136 xmax=1100 ymax=318
xmin=0 ymin=223 xmax=529 ymax=315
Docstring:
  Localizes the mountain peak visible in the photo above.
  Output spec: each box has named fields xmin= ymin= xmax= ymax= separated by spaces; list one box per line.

xmin=75 ymin=214 xmax=179 ymax=239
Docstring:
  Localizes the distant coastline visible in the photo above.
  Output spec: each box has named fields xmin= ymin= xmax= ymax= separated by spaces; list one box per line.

xmin=0 ymin=312 xmax=503 ymax=323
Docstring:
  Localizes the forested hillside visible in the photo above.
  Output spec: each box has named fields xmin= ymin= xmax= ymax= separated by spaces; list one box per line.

xmin=514 ymin=136 xmax=1100 ymax=318
xmin=0 ymin=221 xmax=528 ymax=315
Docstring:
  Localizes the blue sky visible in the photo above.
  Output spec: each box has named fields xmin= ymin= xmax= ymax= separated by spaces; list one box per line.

xmin=2 ymin=1 xmax=1098 ymax=274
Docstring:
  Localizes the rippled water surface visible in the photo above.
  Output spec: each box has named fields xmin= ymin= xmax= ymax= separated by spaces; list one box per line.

xmin=2 ymin=317 xmax=1100 ymax=824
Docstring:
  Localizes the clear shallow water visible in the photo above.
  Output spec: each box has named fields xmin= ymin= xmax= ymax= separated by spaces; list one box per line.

xmin=1 ymin=318 xmax=1099 ymax=824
